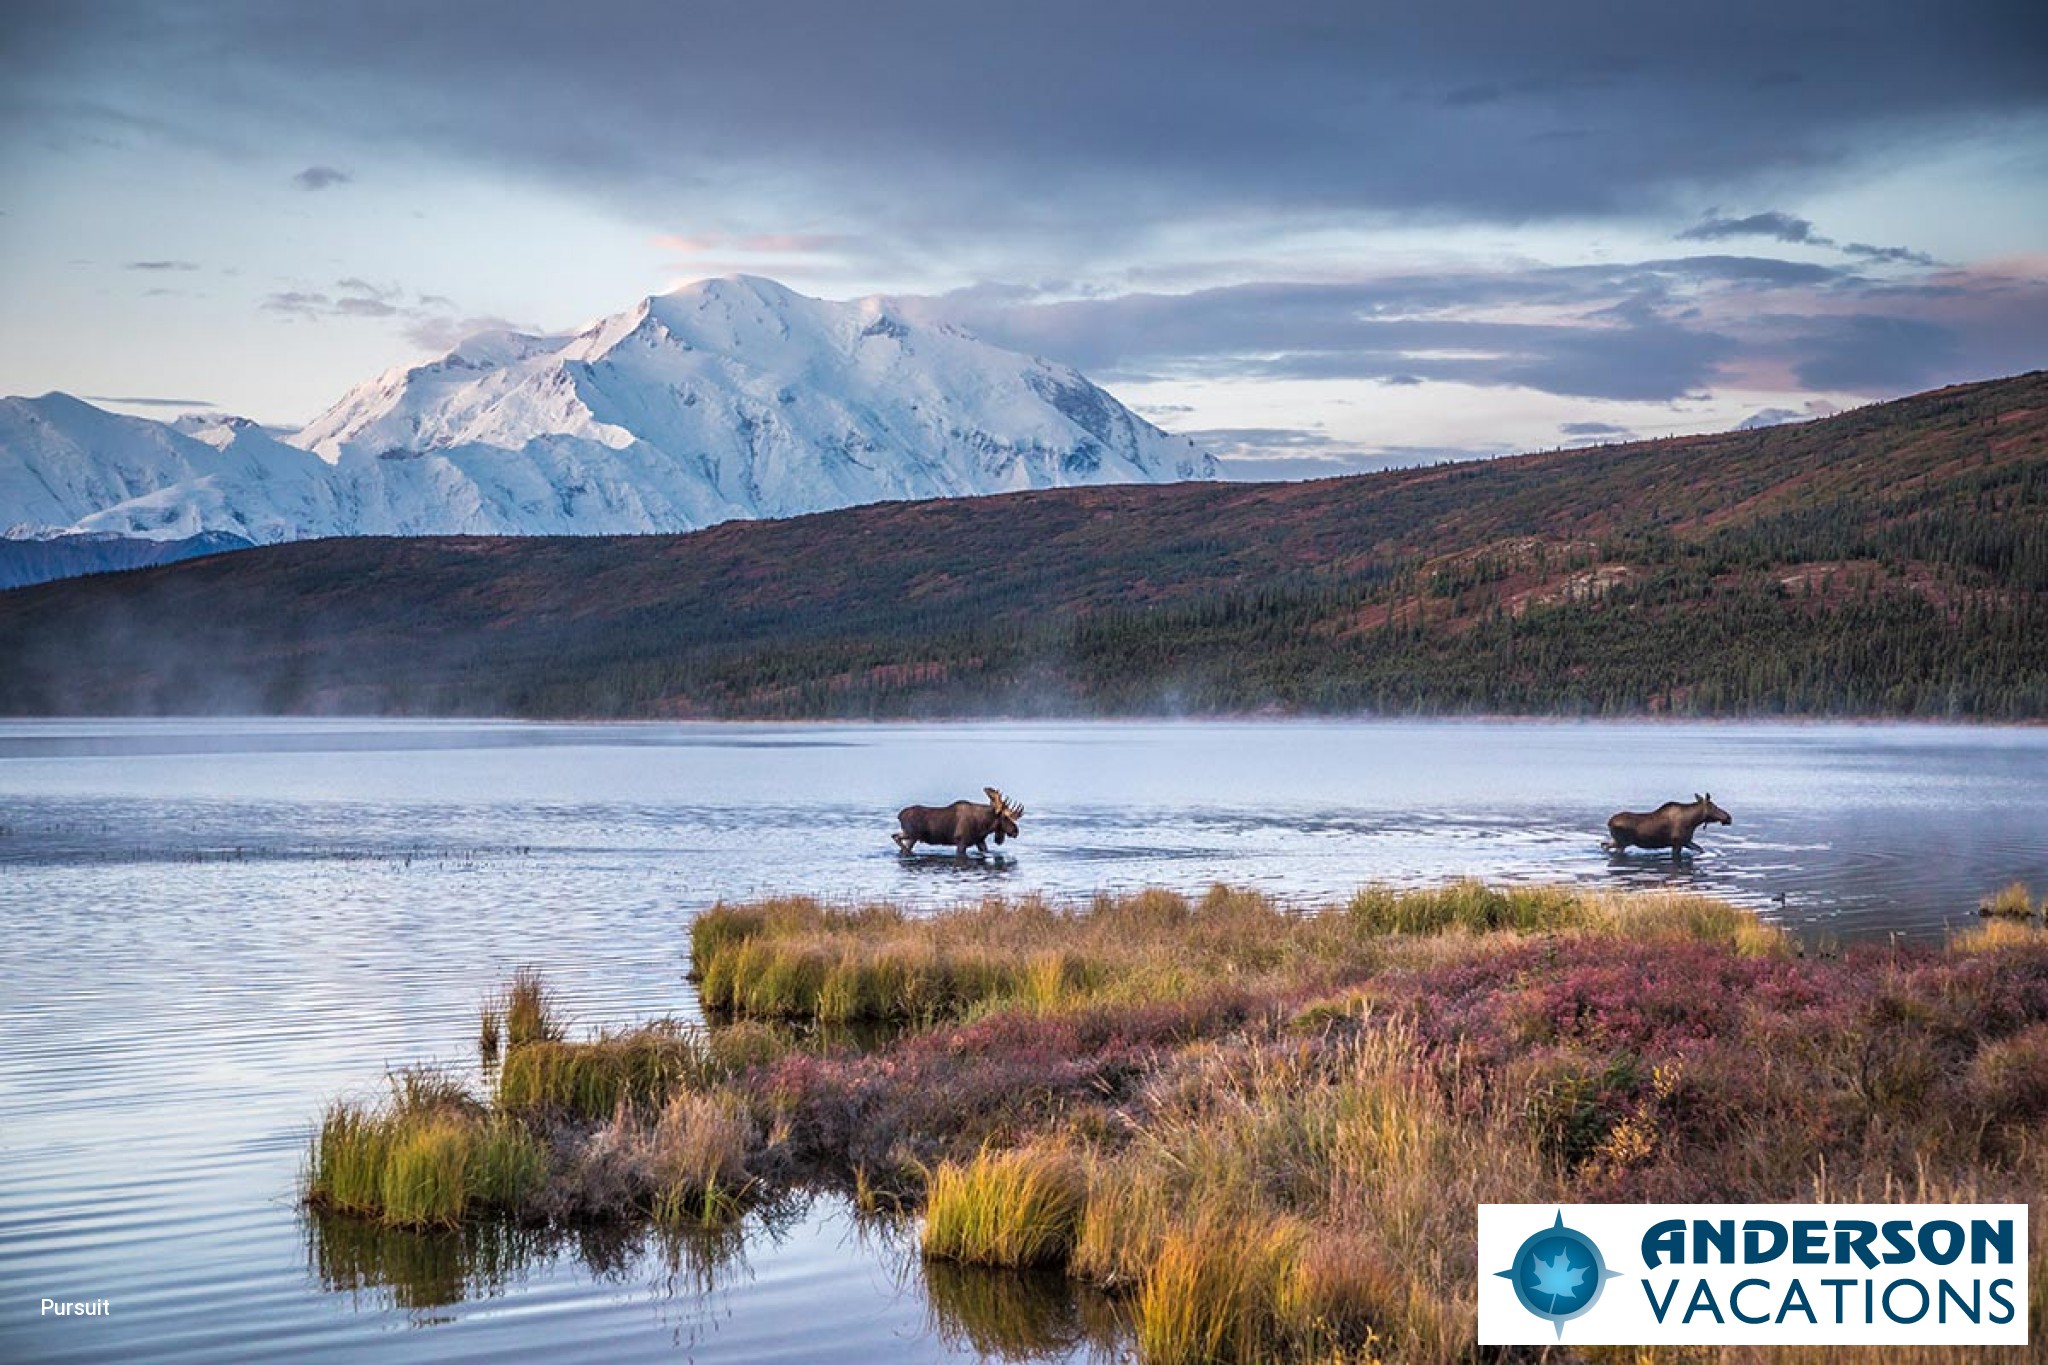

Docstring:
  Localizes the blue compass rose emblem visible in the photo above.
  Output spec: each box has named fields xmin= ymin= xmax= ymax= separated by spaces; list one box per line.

xmin=1494 ymin=1211 xmax=1622 ymax=1337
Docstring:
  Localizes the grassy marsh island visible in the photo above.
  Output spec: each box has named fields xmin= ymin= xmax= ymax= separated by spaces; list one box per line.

xmin=306 ymin=884 xmax=2048 ymax=1361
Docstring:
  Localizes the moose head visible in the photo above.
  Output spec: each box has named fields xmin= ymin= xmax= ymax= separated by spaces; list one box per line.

xmin=984 ymin=787 xmax=1025 ymax=844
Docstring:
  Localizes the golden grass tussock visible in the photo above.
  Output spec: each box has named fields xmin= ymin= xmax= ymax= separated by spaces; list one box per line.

xmin=307 ymin=1099 xmax=394 ymax=1219
xmin=691 ymin=882 xmax=1800 ymax=1030
xmin=1572 ymin=889 xmax=1793 ymax=957
xmin=310 ymin=976 xmax=762 ymax=1233
xmin=1344 ymin=879 xmax=1583 ymax=936
xmin=494 ymin=1021 xmax=716 ymax=1119
xmin=1949 ymin=915 xmax=2047 ymax=953
xmin=922 ymin=1144 xmax=1087 ymax=1269
xmin=306 ymin=1084 xmax=546 ymax=1230
xmin=1135 ymin=1211 xmax=1307 ymax=1365
xmin=479 ymin=965 xmax=564 ymax=1064
xmin=1978 ymin=880 xmax=2038 ymax=919
xmin=1071 ymin=1154 xmax=1178 ymax=1291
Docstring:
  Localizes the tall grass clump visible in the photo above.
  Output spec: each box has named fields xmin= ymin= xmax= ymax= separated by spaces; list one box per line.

xmin=1344 ymin=880 xmax=1585 ymax=936
xmin=1978 ymin=881 xmax=2038 ymax=920
xmin=307 ymin=1099 xmax=396 ymax=1218
xmin=922 ymin=1144 xmax=1086 ymax=1269
xmin=1950 ymin=916 xmax=2047 ymax=953
xmin=480 ymin=965 xmax=563 ymax=1062
xmin=305 ymin=1072 xmax=545 ymax=1229
xmin=378 ymin=1113 xmax=478 ymax=1229
xmin=495 ymin=1021 xmax=717 ymax=1119
xmin=698 ymin=929 xmax=1022 ymax=1023
xmin=1135 ymin=1213 xmax=1305 ymax=1365
xmin=648 ymin=1093 xmax=756 ymax=1227
xmin=1071 ymin=1157 xmax=1178 ymax=1290
xmin=1581 ymin=889 xmax=1791 ymax=956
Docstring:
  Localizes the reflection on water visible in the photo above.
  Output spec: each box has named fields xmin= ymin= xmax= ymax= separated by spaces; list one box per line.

xmin=309 ymin=1213 xmax=579 ymax=1315
xmin=893 ymin=849 xmax=1025 ymax=881
xmin=921 ymin=1260 xmax=1127 ymax=1363
xmin=306 ymin=1204 xmax=758 ymax=1318
xmin=4 ymin=717 xmax=2046 ymax=1362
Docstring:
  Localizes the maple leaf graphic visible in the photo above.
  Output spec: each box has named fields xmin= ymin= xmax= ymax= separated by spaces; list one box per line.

xmin=1527 ymin=1248 xmax=1588 ymax=1310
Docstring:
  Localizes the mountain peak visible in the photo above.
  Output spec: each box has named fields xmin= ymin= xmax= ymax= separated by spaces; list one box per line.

xmin=11 ymin=277 xmax=1215 ymax=547
xmin=657 ymin=273 xmax=802 ymax=304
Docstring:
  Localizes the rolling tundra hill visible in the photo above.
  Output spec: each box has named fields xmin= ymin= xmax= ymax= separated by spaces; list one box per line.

xmin=2 ymin=369 xmax=2043 ymax=719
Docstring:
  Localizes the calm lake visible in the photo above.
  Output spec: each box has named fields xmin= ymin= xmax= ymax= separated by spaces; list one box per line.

xmin=3 ymin=718 xmax=2044 ymax=1362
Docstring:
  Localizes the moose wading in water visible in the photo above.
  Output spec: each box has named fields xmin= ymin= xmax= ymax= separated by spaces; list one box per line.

xmin=894 ymin=787 xmax=1024 ymax=858
xmin=1604 ymin=793 xmax=1731 ymax=857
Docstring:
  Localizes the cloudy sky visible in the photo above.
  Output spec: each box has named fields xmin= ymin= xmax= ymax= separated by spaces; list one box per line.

xmin=2 ymin=1 xmax=2044 ymax=474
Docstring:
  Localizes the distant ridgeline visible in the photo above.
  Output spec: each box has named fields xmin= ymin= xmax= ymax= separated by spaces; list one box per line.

xmin=1 ymin=370 xmax=2044 ymax=720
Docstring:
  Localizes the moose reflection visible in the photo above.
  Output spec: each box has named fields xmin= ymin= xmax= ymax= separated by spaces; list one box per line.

xmin=893 ymin=787 xmax=1024 ymax=858
xmin=1604 ymin=792 xmax=1731 ymax=857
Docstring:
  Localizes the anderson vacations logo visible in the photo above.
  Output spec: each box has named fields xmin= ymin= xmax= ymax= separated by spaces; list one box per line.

xmin=1479 ymin=1203 xmax=2028 ymax=1346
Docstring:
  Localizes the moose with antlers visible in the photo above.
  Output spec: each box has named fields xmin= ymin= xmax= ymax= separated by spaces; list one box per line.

xmin=892 ymin=787 xmax=1025 ymax=858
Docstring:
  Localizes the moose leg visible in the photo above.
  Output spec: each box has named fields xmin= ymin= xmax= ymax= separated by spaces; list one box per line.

xmin=892 ymin=831 xmax=912 ymax=853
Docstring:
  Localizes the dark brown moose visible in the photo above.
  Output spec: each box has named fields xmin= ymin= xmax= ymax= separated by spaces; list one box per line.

xmin=1604 ymin=792 xmax=1731 ymax=857
xmin=893 ymin=787 xmax=1024 ymax=857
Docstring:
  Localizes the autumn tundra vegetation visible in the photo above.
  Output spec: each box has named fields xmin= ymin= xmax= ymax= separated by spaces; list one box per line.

xmin=306 ymin=884 xmax=2048 ymax=1361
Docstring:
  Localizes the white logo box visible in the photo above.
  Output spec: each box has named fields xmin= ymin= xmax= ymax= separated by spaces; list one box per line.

xmin=1479 ymin=1203 xmax=2028 ymax=1346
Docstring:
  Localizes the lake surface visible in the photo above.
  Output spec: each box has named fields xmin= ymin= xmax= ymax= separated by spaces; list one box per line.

xmin=3 ymin=718 xmax=2044 ymax=1362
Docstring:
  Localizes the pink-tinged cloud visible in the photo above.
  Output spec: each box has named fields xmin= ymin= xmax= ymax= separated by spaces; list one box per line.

xmin=737 ymin=233 xmax=847 ymax=253
xmin=652 ymin=231 xmax=848 ymax=256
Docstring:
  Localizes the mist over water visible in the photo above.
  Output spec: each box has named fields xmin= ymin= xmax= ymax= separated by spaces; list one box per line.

xmin=3 ymin=718 xmax=2043 ymax=1361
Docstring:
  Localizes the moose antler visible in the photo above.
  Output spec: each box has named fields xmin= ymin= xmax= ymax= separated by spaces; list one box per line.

xmin=985 ymin=787 xmax=1024 ymax=819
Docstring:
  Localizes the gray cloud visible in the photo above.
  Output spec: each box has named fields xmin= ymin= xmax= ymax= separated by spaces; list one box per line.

xmin=124 ymin=259 xmax=200 ymax=271
xmin=262 ymin=290 xmax=331 ymax=316
xmin=1738 ymin=407 xmax=1810 ymax=429
xmin=250 ymin=271 xmax=542 ymax=352
xmin=81 ymin=393 xmax=219 ymax=407
xmin=898 ymin=250 xmax=2048 ymax=405
xmin=904 ymin=265 xmax=1768 ymax=401
xmin=1678 ymin=211 xmax=1825 ymax=244
xmin=402 ymin=312 xmax=534 ymax=350
xmin=1676 ymin=213 xmax=1940 ymax=269
xmin=1197 ymin=430 xmax=1463 ymax=481
xmin=1182 ymin=427 xmax=1347 ymax=451
xmin=292 ymin=165 xmax=351 ymax=191
xmin=1843 ymin=242 xmax=1939 ymax=267
xmin=6 ymin=2 xmax=2042 ymax=253
xmin=1560 ymin=421 xmax=1633 ymax=436
xmin=1791 ymin=314 xmax=1962 ymax=390
xmin=332 ymin=296 xmax=399 ymax=317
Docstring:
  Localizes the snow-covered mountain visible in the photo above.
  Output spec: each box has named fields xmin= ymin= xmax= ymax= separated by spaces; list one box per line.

xmin=0 ymin=395 xmax=341 ymax=544
xmin=2 ymin=276 xmax=1215 ymax=555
